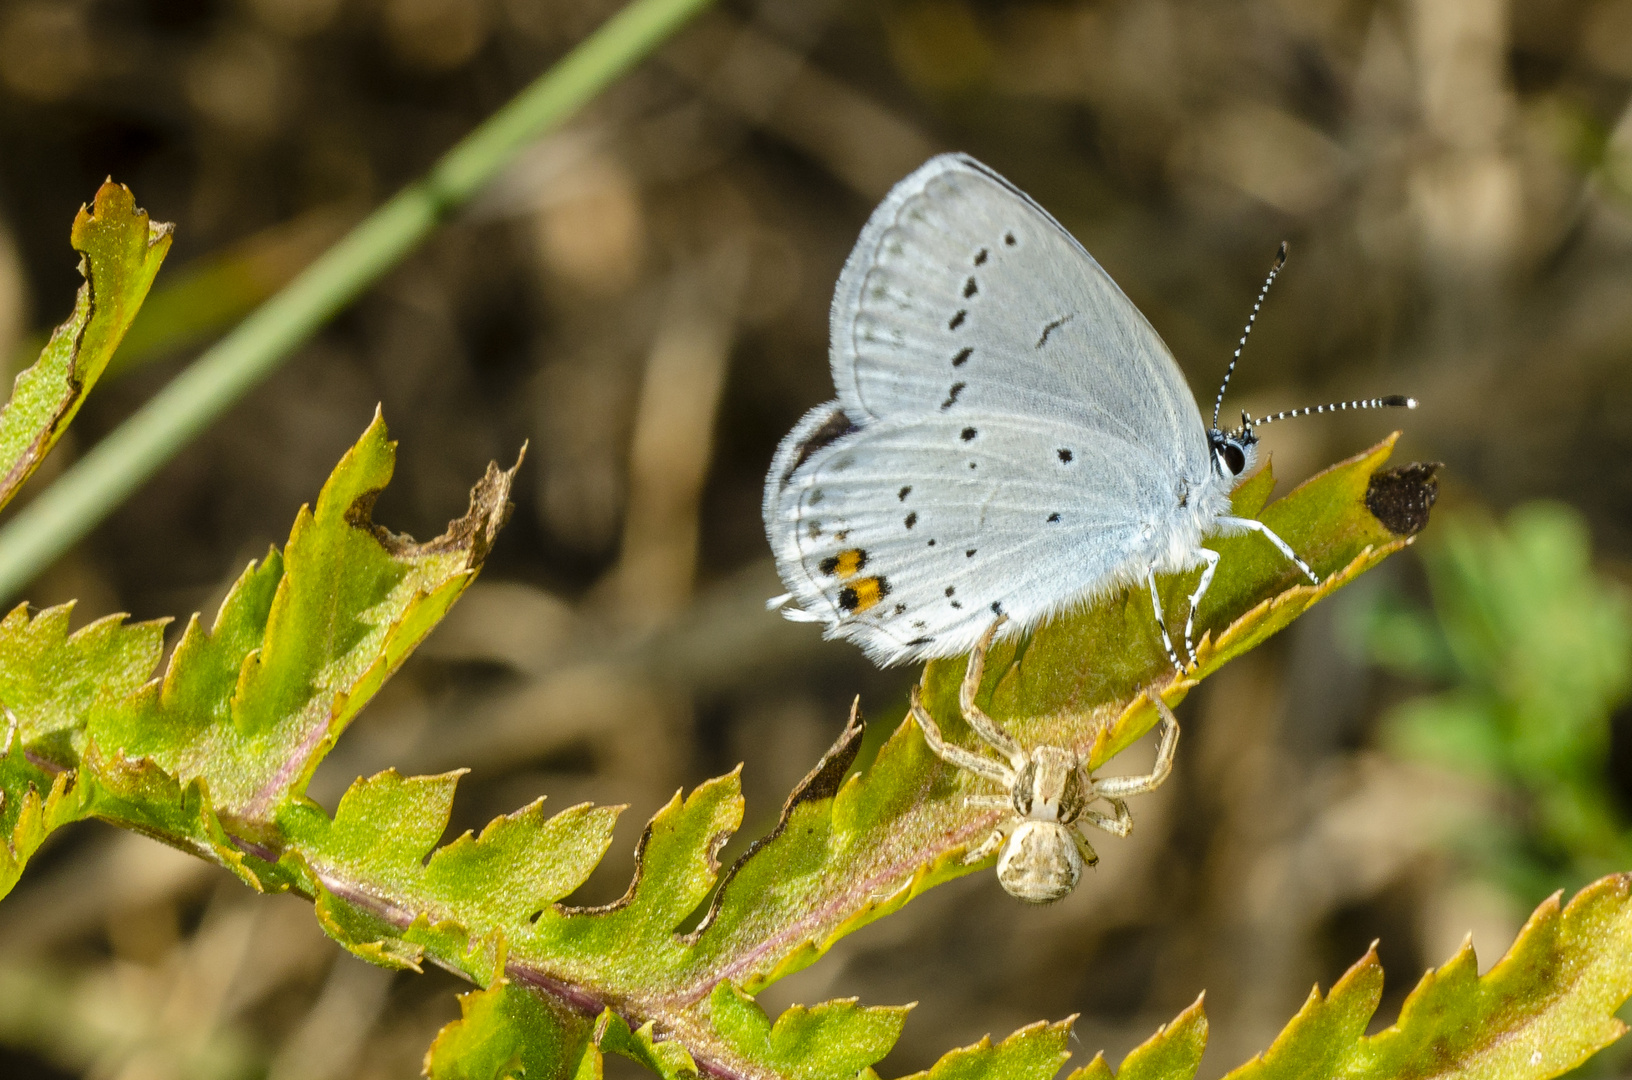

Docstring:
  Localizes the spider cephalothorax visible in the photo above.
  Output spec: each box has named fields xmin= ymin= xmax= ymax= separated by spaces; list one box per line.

xmin=909 ymin=618 xmax=1180 ymax=904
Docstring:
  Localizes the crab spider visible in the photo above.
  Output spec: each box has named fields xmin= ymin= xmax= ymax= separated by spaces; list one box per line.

xmin=908 ymin=617 xmax=1181 ymax=904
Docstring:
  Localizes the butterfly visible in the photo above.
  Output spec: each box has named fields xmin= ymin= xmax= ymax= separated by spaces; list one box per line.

xmin=764 ymin=153 xmax=1412 ymax=670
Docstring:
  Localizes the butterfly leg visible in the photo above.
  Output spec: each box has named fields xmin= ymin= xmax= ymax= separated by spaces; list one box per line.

xmin=1145 ymin=567 xmax=1186 ymax=674
xmin=1092 ymin=692 xmax=1180 ymax=799
xmin=1181 ymin=548 xmax=1220 ymax=668
xmin=910 ymin=686 xmax=1015 ymax=787
xmin=1218 ymin=516 xmax=1319 ymax=584
xmin=959 ymin=616 xmax=1026 ymax=766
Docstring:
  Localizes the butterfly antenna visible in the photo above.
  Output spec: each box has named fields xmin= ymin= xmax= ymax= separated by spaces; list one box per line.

xmin=1245 ymin=396 xmax=1417 ymax=430
xmin=1213 ymin=241 xmax=1289 ymax=431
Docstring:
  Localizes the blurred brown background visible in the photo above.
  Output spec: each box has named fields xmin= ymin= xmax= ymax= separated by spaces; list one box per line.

xmin=1 ymin=0 xmax=1630 ymax=1076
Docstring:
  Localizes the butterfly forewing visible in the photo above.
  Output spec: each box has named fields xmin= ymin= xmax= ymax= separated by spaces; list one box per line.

xmin=830 ymin=154 xmax=1211 ymax=481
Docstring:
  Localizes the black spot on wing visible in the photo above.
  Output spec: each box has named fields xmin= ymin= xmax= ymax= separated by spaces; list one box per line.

xmin=960 ymin=427 xmax=978 ymax=441
xmin=1036 ymin=314 xmax=1075 ymax=349
xmin=941 ymin=382 xmax=966 ymax=409
xmin=904 ymin=512 xmax=918 ymax=529
xmin=783 ymin=409 xmax=859 ymax=482
xmin=963 ymin=277 xmax=978 ymax=298
xmin=966 ymin=548 xmax=977 ymax=557
xmin=898 ymin=485 xmax=912 ymax=501
xmin=948 ymin=310 xmax=967 ymax=331
xmin=1047 ymin=513 xmax=1061 ymax=523
xmin=991 ymin=601 xmax=1004 ymax=615
xmin=974 ymin=248 xmax=988 ymax=265
xmin=952 ymin=347 xmax=972 ymax=367
xmin=1058 ymin=448 xmax=1073 ymax=463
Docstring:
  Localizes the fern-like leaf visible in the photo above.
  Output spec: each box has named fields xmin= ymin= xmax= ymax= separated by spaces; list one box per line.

xmin=0 ymin=181 xmax=171 ymax=508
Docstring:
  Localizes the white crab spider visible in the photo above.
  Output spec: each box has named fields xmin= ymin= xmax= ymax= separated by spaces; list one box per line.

xmin=908 ymin=618 xmax=1180 ymax=904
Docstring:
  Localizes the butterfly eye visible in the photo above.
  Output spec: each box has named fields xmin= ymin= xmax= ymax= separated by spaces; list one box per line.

xmin=1220 ymin=441 xmax=1246 ymax=476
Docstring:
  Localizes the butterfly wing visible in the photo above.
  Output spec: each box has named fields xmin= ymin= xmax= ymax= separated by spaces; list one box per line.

xmin=830 ymin=153 xmax=1211 ymax=480
xmin=766 ymin=405 xmax=1178 ymax=665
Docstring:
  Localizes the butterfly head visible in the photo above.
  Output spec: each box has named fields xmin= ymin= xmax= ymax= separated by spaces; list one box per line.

xmin=1209 ymin=422 xmax=1259 ymax=479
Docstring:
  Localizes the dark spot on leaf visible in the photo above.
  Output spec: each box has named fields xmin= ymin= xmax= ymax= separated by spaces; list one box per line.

xmin=961 ymin=427 xmax=978 ymax=441
xmin=952 ymin=347 xmax=972 ymax=367
xmin=1365 ymin=462 xmax=1441 ymax=536
xmin=949 ymin=309 xmax=967 ymax=330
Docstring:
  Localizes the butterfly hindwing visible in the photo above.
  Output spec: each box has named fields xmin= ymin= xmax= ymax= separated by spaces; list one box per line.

xmin=767 ymin=407 xmax=1176 ymax=665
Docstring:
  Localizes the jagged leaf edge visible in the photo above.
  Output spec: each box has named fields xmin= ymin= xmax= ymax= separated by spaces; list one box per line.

xmin=0 ymin=180 xmax=172 ymax=508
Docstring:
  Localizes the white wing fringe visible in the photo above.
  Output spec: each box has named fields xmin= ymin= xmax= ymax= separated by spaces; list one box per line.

xmin=766 ymin=592 xmax=824 ymax=623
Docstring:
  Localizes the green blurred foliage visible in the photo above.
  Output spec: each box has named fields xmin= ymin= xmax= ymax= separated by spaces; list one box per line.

xmin=1365 ymin=503 xmax=1632 ymax=897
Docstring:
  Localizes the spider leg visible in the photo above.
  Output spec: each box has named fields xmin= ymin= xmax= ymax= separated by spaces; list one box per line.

xmin=1217 ymin=516 xmax=1319 ymax=584
xmin=910 ymin=685 xmax=1014 ymax=786
xmin=1079 ymin=798 xmax=1133 ymax=838
xmin=964 ymin=794 xmax=1013 ymax=812
xmin=1182 ymin=548 xmax=1220 ymax=668
xmin=1145 ymin=566 xmax=1187 ymax=674
xmin=1071 ymin=828 xmax=1100 ymax=868
xmin=1092 ymin=693 xmax=1180 ymax=798
xmin=964 ymin=827 xmax=1007 ymax=866
xmin=959 ymin=616 xmax=1025 ymax=765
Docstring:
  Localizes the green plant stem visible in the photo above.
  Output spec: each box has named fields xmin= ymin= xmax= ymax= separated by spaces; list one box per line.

xmin=0 ymin=0 xmax=714 ymax=603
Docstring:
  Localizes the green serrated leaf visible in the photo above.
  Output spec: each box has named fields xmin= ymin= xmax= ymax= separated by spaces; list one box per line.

xmin=596 ymin=1010 xmax=699 ymax=1079
xmin=425 ymin=978 xmax=599 ymax=1080
xmin=903 ymin=1018 xmax=1074 ymax=1080
xmin=0 ymin=603 xmax=164 ymax=757
xmin=1066 ymin=996 xmax=1207 ymax=1080
xmin=1223 ymin=873 xmax=1632 ymax=1080
xmin=0 ymin=181 xmax=171 ymax=509
xmin=707 ymin=981 xmax=906 ymax=1080
xmin=80 ymin=745 xmax=269 ymax=891
xmin=0 ymin=732 xmax=91 ymax=901
xmin=85 ymin=410 xmax=520 ymax=824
